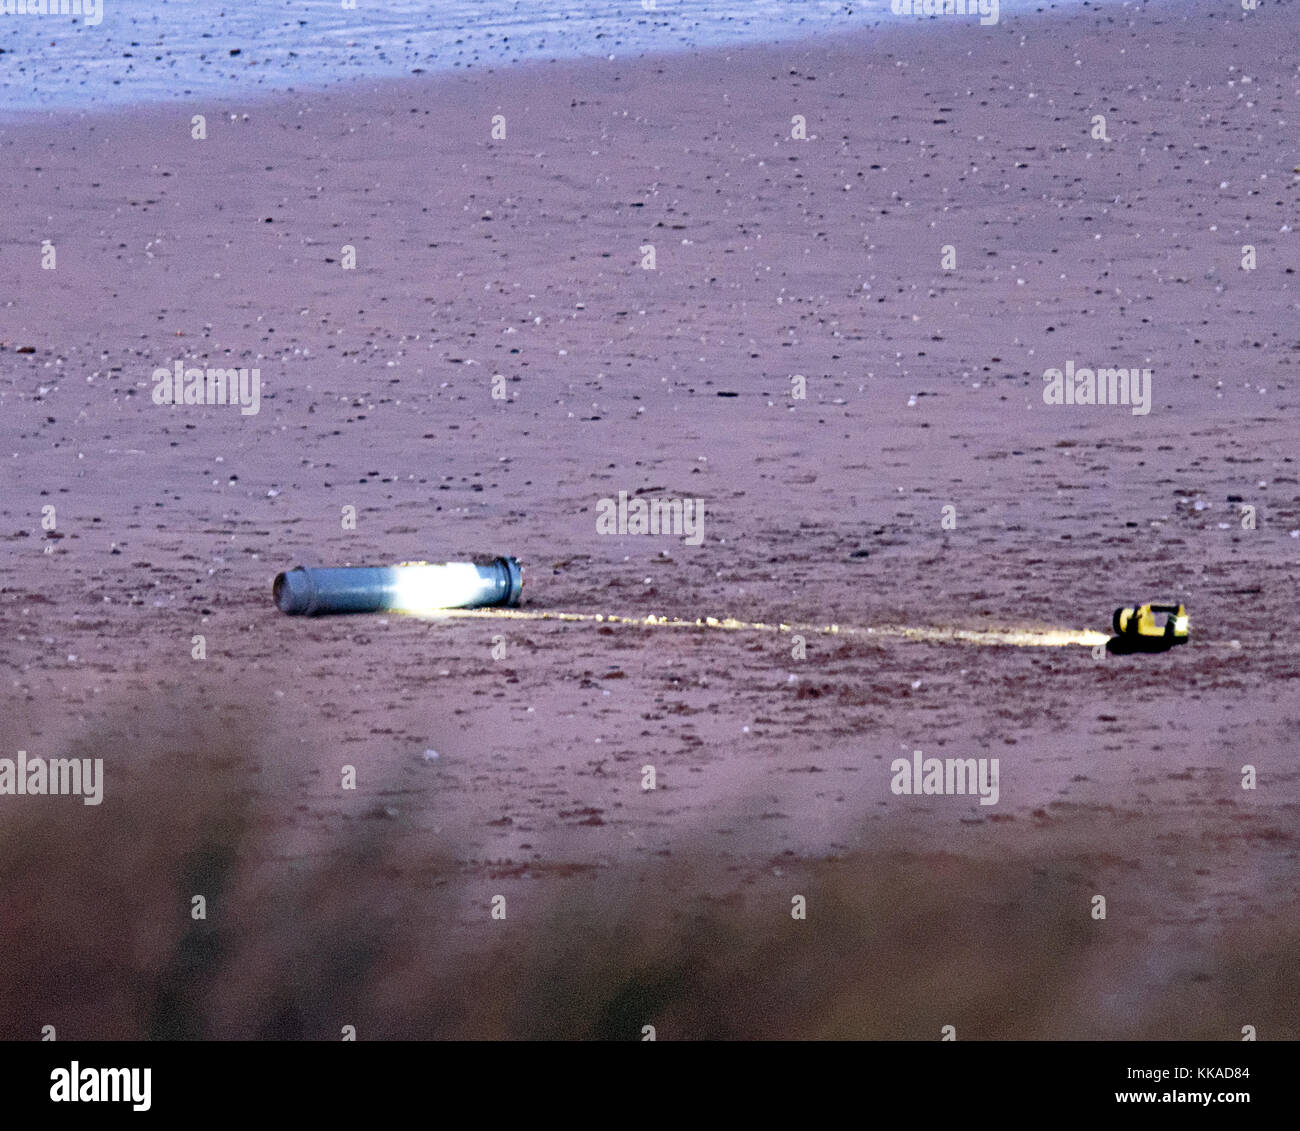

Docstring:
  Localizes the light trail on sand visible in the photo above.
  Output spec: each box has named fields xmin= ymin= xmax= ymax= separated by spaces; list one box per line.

xmin=415 ymin=607 xmax=1115 ymax=648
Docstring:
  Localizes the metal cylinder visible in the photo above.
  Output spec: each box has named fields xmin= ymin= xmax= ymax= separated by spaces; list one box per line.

xmin=273 ymin=557 xmax=522 ymax=616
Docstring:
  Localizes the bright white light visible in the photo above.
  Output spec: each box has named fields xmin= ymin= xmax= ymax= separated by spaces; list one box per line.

xmin=389 ymin=563 xmax=495 ymax=612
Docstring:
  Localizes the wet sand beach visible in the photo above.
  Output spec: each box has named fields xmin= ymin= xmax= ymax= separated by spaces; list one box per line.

xmin=1 ymin=0 xmax=1298 ymax=1037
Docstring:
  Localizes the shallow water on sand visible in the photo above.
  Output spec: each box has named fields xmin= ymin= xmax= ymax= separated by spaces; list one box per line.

xmin=0 ymin=0 xmax=1096 ymax=112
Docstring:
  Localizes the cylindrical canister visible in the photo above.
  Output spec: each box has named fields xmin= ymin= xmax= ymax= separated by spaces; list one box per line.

xmin=273 ymin=556 xmax=522 ymax=615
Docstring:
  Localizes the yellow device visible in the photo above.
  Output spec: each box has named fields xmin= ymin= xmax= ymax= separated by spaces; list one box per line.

xmin=1112 ymin=602 xmax=1189 ymax=645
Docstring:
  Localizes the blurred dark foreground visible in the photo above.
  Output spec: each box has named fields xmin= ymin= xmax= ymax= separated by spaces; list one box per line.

xmin=1 ymin=703 xmax=1294 ymax=1041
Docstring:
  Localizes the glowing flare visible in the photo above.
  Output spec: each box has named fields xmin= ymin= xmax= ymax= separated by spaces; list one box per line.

xmin=389 ymin=563 xmax=503 ymax=613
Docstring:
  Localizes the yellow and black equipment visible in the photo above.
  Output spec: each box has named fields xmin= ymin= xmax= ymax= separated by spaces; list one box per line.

xmin=1111 ymin=602 xmax=1189 ymax=647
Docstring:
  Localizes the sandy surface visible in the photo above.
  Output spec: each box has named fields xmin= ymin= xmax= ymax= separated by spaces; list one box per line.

xmin=1 ymin=0 xmax=1298 ymax=1037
